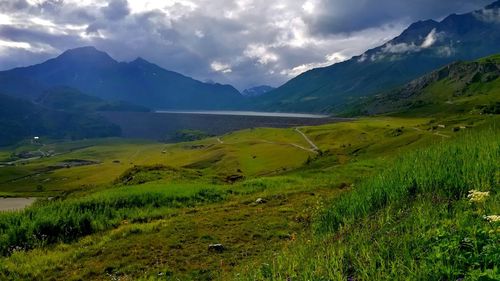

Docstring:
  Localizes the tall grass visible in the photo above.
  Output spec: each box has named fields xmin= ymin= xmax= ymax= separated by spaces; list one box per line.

xmin=317 ymin=128 xmax=499 ymax=233
xmin=0 ymin=184 xmax=225 ymax=256
xmin=242 ymin=127 xmax=499 ymax=280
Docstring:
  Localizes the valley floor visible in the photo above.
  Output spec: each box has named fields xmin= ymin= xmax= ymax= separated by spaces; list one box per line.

xmin=0 ymin=114 xmax=498 ymax=280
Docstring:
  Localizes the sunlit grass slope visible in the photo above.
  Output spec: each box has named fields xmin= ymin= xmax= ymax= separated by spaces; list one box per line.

xmin=0 ymin=115 xmax=497 ymax=280
xmin=0 ymin=116 xmax=467 ymax=197
xmin=243 ymin=127 xmax=500 ymax=281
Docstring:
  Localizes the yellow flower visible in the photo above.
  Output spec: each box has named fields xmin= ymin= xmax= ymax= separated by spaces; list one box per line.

xmin=467 ymin=190 xmax=490 ymax=203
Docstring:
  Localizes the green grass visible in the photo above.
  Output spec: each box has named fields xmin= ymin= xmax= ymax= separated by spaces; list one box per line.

xmin=0 ymin=116 xmax=498 ymax=280
xmin=318 ymin=128 xmax=499 ymax=233
xmin=241 ymin=127 xmax=500 ymax=281
xmin=0 ymin=126 xmax=319 ymax=196
xmin=0 ymin=183 xmax=226 ymax=256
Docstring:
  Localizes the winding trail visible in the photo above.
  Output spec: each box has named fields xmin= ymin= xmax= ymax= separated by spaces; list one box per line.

xmin=294 ymin=127 xmax=319 ymax=151
xmin=260 ymin=140 xmax=317 ymax=154
xmin=412 ymin=127 xmax=450 ymax=138
xmin=215 ymin=136 xmax=317 ymax=154
xmin=434 ymin=132 xmax=451 ymax=138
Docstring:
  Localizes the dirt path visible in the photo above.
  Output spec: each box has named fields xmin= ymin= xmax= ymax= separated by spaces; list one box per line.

xmin=260 ymin=140 xmax=318 ymax=154
xmin=412 ymin=127 xmax=451 ymax=138
xmin=216 ymin=136 xmax=317 ymax=154
xmin=294 ymin=127 xmax=319 ymax=151
xmin=434 ymin=132 xmax=451 ymax=138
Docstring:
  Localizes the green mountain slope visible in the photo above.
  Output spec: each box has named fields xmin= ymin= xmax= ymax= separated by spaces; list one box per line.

xmin=254 ymin=1 xmax=500 ymax=113
xmin=343 ymin=54 xmax=500 ymax=116
xmin=0 ymin=93 xmax=121 ymax=146
xmin=36 ymin=87 xmax=150 ymax=113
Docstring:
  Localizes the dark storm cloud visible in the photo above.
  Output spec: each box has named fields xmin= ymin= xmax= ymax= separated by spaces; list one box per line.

xmin=0 ymin=0 xmax=495 ymax=89
xmin=308 ymin=0 xmax=493 ymax=35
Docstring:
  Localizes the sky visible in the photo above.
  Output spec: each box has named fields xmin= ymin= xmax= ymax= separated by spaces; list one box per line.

xmin=0 ymin=0 xmax=493 ymax=90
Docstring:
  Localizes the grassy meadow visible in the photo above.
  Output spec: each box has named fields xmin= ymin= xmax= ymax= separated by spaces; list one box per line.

xmin=0 ymin=114 xmax=498 ymax=280
xmin=242 ymin=127 xmax=499 ymax=280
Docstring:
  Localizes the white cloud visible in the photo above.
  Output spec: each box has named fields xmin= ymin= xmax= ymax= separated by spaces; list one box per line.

xmin=194 ymin=30 xmax=205 ymax=38
xmin=128 ymin=0 xmax=198 ymax=15
xmin=437 ymin=46 xmax=454 ymax=57
xmin=0 ymin=40 xmax=31 ymax=49
xmin=473 ymin=8 xmax=500 ymax=23
xmin=302 ymin=1 xmax=315 ymax=14
xmin=281 ymin=51 xmax=347 ymax=77
xmin=0 ymin=40 xmax=57 ymax=54
xmin=326 ymin=52 xmax=347 ymax=63
xmin=421 ymin=28 xmax=437 ymax=48
xmin=243 ymin=44 xmax=279 ymax=65
xmin=382 ymin=42 xmax=420 ymax=54
xmin=211 ymin=61 xmax=232 ymax=73
xmin=381 ymin=28 xmax=440 ymax=55
xmin=0 ymin=14 xmax=12 ymax=25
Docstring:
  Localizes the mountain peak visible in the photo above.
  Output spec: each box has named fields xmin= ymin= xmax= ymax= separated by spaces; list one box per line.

xmin=391 ymin=19 xmax=439 ymax=44
xmin=131 ymin=57 xmax=151 ymax=65
xmin=61 ymin=46 xmax=102 ymax=56
xmin=485 ymin=0 xmax=500 ymax=9
xmin=407 ymin=19 xmax=439 ymax=30
xmin=58 ymin=46 xmax=116 ymax=65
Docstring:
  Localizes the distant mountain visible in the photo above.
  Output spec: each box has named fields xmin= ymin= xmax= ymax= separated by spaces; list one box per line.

xmin=343 ymin=54 xmax=500 ymax=116
xmin=0 ymin=47 xmax=245 ymax=110
xmin=242 ymin=85 xmax=275 ymax=97
xmin=255 ymin=1 xmax=500 ymax=113
xmin=0 ymin=93 xmax=121 ymax=146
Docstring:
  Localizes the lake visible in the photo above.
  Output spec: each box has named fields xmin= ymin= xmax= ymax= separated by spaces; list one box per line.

xmin=0 ymin=198 xmax=35 ymax=212
xmin=101 ymin=111 xmax=350 ymax=141
xmin=156 ymin=110 xmax=330 ymax=118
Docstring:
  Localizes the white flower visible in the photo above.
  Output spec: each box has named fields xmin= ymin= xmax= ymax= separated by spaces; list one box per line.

xmin=484 ymin=215 xmax=500 ymax=223
xmin=467 ymin=190 xmax=490 ymax=203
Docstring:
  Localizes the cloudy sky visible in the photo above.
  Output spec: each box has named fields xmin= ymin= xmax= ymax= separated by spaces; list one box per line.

xmin=0 ymin=0 xmax=493 ymax=90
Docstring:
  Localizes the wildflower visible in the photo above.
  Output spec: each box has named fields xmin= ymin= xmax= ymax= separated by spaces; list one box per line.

xmin=484 ymin=215 xmax=500 ymax=223
xmin=467 ymin=190 xmax=490 ymax=203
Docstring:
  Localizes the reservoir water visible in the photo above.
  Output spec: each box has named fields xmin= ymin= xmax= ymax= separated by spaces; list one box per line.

xmin=155 ymin=110 xmax=330 ymax=118
xmin=0 ymin=198 xmax=35 ymax=212
xmin=100 ymin=110 xmax=350 ymax=141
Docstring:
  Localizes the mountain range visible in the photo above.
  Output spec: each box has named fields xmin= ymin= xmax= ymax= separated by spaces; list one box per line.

xmin=0 ymin=47 xmax=245 ymax=110
xmin=253 ymin=0 xmax=500 ymax=113
xmin=0 ymin=1 xmax=499 ymax=146
xmin=2 ymin=2 xmax=500 ymax=114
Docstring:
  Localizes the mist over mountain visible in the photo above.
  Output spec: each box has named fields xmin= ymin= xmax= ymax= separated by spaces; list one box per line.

xmin=254 ymin=1 xmax=500 ymax=113
xmin=0 ymin=47 xmax=246 ymax=110
xmin=241 ymin=86 xmax=275 ymax=97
